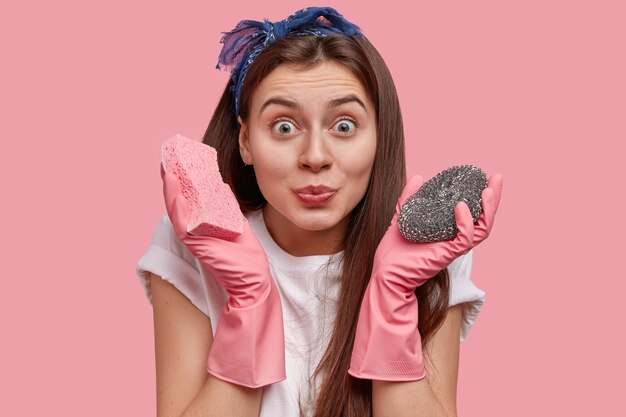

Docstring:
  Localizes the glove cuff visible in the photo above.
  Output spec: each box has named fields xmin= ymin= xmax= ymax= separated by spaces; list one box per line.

xmin=348 ymin=275 xmax=427 ymax=381
xmin=207 ymin=278 xmax=286 ymax=388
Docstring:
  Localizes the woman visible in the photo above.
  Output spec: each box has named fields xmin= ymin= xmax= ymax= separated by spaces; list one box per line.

xmin=136 ymin=6 xmax=503 ymax=417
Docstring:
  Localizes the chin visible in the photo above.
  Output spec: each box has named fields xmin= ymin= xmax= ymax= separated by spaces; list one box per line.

xmin=289 ymin=209 xmax=345 ymax=232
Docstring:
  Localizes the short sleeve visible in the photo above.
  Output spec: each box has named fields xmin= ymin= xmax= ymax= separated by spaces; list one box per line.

xmin=135 ymin=214 xmax=210 ymax=316
xmin=447 ymin=249 xmax=485 ymax=341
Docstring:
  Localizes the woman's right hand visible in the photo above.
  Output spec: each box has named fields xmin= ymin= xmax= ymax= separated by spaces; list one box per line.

xmin=161 ymin=166 xmax=286 ymax=388
xmin=162 ymin=168 xmax=273 ymax=308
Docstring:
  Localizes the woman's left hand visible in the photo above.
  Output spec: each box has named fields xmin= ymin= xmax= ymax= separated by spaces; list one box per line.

xmin=374 ymin=172 xmax=503 ymax=290
xmin=348 ymin=172 xmax=503 ymax=381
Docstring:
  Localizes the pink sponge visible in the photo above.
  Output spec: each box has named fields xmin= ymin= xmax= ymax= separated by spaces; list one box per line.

xmin=161 ymin=133 xmax=244 ymax=241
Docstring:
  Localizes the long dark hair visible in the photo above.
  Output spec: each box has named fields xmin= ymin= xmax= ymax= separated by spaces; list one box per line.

xmin=202 ymin=34 xmax=450 ymax=417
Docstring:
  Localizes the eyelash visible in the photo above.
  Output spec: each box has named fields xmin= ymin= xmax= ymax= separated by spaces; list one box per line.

xmin=269 ymin=117 xmax=358 ymax=135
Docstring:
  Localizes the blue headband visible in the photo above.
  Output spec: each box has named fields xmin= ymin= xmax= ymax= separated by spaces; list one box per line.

xmin=215 ymin=6 xmax=364 ymax=120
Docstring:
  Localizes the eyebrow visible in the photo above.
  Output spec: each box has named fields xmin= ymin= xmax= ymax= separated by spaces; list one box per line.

xmin=259 ymin=94 xmax=368 ymax=115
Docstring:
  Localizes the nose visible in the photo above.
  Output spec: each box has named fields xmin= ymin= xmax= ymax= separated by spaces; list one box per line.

xmin=298 ymin=129 xmax=333 ymax=172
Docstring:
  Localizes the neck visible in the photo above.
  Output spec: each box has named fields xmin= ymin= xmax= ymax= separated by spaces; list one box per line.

xmin=262 ymin=204 xmax=347 ymax=257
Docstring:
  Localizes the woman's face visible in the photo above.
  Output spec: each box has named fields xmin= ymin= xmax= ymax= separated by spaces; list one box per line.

xmin=238 ymin=60 xmax=377 ymax=252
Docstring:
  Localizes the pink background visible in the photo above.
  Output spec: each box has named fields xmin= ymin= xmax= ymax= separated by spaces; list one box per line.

xmin=2 ymin=0 xmax=623 ymax=415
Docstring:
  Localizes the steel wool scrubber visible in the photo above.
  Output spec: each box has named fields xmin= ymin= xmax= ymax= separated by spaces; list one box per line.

xmin=398 ymin=165 xmax=488 ymax=243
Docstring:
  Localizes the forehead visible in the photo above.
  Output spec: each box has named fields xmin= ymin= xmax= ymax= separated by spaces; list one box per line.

xmin=250 ymin=61 xmax=370 ymax=108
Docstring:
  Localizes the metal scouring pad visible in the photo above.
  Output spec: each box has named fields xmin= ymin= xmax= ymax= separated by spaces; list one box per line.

xmin=398 ymin=165 xmax=488 ymax=243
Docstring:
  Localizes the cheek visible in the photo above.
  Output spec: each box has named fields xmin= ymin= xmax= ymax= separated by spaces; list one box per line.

xmin=344 ymin=136 xmax=377 ymax=179
xmin=250 ymin=141 xmax=294 ymax=198
xmin=255 ymin=155 xmax=288 ymax=177
xmin=250 ymin=136 xmax=289 ymax=173
xmin=339 ymin=137 xmax=377 ymax=204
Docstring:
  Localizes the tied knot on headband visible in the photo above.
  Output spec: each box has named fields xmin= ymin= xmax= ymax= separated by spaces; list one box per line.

xmin=215 ymin=6 xmax=364 ymax=119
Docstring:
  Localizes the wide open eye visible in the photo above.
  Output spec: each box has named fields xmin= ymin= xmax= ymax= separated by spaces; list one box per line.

xmin=332 ymin=118 xmax=357 ymax=134
xmin=271 ymin=120 xmax=297 ymax=135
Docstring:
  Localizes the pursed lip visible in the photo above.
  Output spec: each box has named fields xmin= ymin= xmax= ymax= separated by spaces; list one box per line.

xmin=293 ymin=185 xmax=337 ymax=195
xmin=293 ymin=185 xmax=337 ymax=205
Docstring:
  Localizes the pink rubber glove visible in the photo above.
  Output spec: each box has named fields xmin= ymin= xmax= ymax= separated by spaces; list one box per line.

xmin=348 ymin=173 xmax=503 ymax=381
xmin=161 ymin=166 xmax=286 ymax=388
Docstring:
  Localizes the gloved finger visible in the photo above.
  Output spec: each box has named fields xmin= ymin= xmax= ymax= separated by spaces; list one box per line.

xmin=473 ymin=173 xmax=503 ymax=243
xmin=452 ymin=200 xmax=475 ymax=254
xmin=472 ymin=193 xmax=490 ymax=243
xmin=395 ymin=175 xmax=424 ymax=213
xmin=162 ymin=172 xmax=181 ymax=214
xmin=162 ymin=172 xmax=191 ymax=238
xmin=484 ymin=173 xmax=503 ymax=218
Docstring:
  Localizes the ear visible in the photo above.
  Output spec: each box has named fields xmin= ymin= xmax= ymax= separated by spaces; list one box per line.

xmin=238 ymin=115 xmax=252 ymax=162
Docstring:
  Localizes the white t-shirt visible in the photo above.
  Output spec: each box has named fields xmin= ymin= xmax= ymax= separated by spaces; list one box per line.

xmin=135 ymin=208 xmax=485 ymax=417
